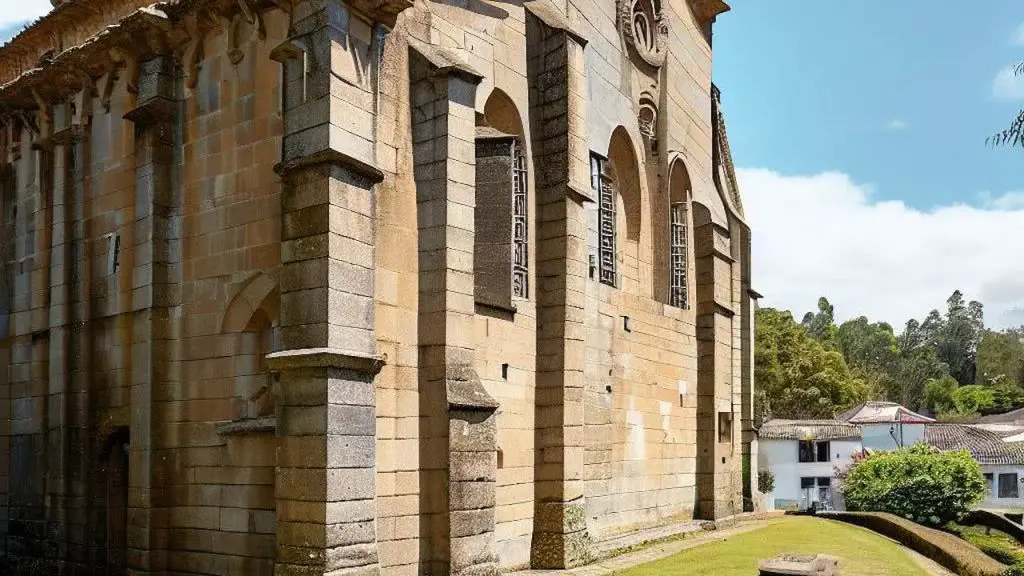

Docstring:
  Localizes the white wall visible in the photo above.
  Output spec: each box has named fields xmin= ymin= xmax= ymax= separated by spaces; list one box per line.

xmin=980 ymin=464 xmax=1024 ymax=510
xmin=861 ymin=423 xmax=926 ymax=451
xmin=758 ymin=438 xmax=862 ymax=510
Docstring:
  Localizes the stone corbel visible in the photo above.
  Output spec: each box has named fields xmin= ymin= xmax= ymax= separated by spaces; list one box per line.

xmin=30 ymin=89 xmax=53 ymax=150
xmin=70 ymin=69 xmax=96 ymax=127
xmin=237 ymin=0 xmax=266 ymax=40
xmin=182 ymin=13 xmax=203 ymax=90
xmin=225 ymin=13 xmax=245 ymax=65
xmin=100 ymin=65 xmax=119 ymax=113
xmin=109 ymin=47 xmax=138 ymax=95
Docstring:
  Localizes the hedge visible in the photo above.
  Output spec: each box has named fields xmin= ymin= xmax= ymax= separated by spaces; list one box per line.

xmin=823 ymin=511 xmax=1007 ymax=576
xmin=965 ymin=510 xmax=1024 ymax=545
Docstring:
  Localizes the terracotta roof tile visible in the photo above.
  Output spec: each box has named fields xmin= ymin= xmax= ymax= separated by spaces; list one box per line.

xmin=924 ymin=424 xmax=1024 ymax=465
xmin=759 ymin=420 xmax=862 ymax=441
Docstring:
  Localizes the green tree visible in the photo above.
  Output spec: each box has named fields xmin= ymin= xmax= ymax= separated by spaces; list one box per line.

xmin=891 ymin=346 xmax=949 ymax=411
xmin=923 ymin=375 xmax=959 ymax=415
xmin=926 ymin=291 xmax=984 ymax=387
xmin=952 ymin=385 xmax=996 ymax=415
xmin=837 ymin=316 xmax=898 ymax=400
xmin=801 ymin=296 xmax=838 ymax=347
xmin=842 ymin=443 xmax=986 ymax=526
xmin=976 ymin=328 xmax=1024 ymax=387
xmin=756 ymin=307 xmax=866 ymax=421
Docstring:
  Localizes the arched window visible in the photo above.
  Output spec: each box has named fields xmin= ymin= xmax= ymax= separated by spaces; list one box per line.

xmin=668 ymin=160 xmax=692 ymax=308
xmin=475 ymin=89 xmax=529 ymax=308
xmin=591 ymin=128 xmax=642 ymax=291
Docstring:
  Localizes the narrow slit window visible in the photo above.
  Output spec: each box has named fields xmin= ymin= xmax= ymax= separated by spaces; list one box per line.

xmin=718 ymin=411 xmax=733 ymax=443
xmin=669 ymin=201 xmax=688 ymax=308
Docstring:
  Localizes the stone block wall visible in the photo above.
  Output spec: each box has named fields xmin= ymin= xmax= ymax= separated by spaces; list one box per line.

xmin=0 ymin=0 xmax=752 ymax=573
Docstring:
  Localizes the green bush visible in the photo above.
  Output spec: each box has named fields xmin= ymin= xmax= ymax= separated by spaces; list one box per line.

xmin=827 ymin=511 xmax=1007 ymax=576
xmin=842 ymin=443 xmax=986 ymax=526
xmin=757 ymin=469 xmax=775 ymax=494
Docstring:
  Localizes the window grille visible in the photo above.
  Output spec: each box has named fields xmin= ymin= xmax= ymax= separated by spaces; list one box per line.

xmin=670 ymin=201 xmax=688 ymax=308
xmin=593 ymin=156 xmax=616 ymax=287
xmin=511 ymin=140 xmax=528 ymax=298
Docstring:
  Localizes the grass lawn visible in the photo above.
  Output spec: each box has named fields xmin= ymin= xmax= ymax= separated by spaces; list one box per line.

xmin=617 ymin=516 xmax=932 ymax=576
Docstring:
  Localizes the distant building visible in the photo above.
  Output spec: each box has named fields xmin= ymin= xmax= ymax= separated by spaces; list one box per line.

xmin=926 ymin=424 xmax=1024 ymax=510
xmin=836 ymin=401 xmax=934 ymax=451
xmin=758 ymin=420 xmax=863 ymax=511
xmin=758 ymin=402 xmax=1024 ymax=512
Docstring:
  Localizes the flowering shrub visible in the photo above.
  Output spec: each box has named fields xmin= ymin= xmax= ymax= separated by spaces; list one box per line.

xmin=842 ymin=443 xmax=986 ymax=527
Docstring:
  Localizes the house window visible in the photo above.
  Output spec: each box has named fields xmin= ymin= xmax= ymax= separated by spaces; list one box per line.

xmin=999 ymin=473 xmax=1019 ymax=499
xmin=592 ymin=153 xmax=616 ymax=287
xmin=475 ymin=132 xmax=529 ymax=308
xmin=984 ymin=473 xmax=994 ymax=494
xmin=798 ymin=440 xmax=830 ymax=463
xmin=800 ymin=477 xmax=815 ymax=489
xmin=817 ymin=441 xmax=830 ymax=463
xmin=669 ymin=201 xmax=688 ymax=308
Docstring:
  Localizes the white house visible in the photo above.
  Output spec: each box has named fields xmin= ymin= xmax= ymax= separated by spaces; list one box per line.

xmin=758 ymin=420 xmax=863 ymax=511
xmin=925 ymin=423 xmax=1024 ymax=510
xmin=837 ymin=401 xmax=933 ymax=451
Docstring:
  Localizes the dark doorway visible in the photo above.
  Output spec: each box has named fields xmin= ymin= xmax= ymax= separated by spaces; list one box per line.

xmin=94 ymin=427 xmax=129 ymax=575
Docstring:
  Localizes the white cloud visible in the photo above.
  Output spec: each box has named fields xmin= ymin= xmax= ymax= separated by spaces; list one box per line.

xmin=884 ymin=119 xmax=908 ymax=132
xmin=993 ymin=66 xmax=1024 ymax=101
xmin=980 ymin=190 xmax=1024 ymax=210
xmin=0 ymin=0 xmax=51 ymax=26
xmin=740 ymin=168 xmax=1024 ymax=330
xmin=1012 ymin=22 xmax=1024 ymax=46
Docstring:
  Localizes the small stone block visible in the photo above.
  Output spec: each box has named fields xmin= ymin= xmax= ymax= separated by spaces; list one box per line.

xmin=759 ymin=554 xmax=840 ymax=576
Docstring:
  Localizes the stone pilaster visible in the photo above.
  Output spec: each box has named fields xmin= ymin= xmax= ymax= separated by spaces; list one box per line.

xmin=409 ymin=43 xmax=500 ymax=575
xmin=43 ymin=97 xmax=84 ymax=571
xmin=694 ymin=218 xmax=737 ymax=520
xmin=526 ymin=5 xmax=592 ymax=569
xmin=268 ymin=1 xmax=388 ymax=574
xmin=737 ymin=225 xmax=755 ymax=511
xmin=123 ymin=54 xmax=178 ymax=575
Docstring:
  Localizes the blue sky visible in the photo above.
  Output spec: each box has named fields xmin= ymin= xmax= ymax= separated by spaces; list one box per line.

xmin=714 ymin=1 xmax=1024 ymax=210
xmin=4 ymin=1 xmax=1024 ymax=329
xmin=713 ymin=1 xmax=1024 ymax=329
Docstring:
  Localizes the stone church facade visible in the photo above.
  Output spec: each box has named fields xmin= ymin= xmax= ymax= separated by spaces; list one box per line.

xmin=0 ymin=0 xmax=755 ymax=573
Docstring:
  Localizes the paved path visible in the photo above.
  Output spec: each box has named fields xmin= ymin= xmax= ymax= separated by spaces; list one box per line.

xmin=512 ymin=520 xmax=772 ymax=576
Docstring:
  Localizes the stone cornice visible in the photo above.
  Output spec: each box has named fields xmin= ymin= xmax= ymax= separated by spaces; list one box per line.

xmin=0 ymin=0 xmax=286 ymax=111
xmin=215 ymin=416 xmax=277 ymax=435
xmin=711 ymin=84 xmax=744 ymax=219
xmin=0 ymin=0 xmax=157 ymax=86
xmin=273 ymin=148 xmax=386 ymax=185
xmin=266 ymin=347 xmax=386 ymax=375
xmin=408 ymin=38 xmax=484 ymax=84
xmin=688 ymin=0 xmax=730 ymax=25
xmin=523 ymin=0 xmax=588 ymax=47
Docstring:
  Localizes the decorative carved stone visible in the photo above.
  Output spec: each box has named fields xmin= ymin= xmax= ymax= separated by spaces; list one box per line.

xmin=759 ymin=554 xmax=840 ymax=576
xmin=619 ymin=0 xmax=668 ymax=68
xmin=638 ymin=90 xmax=658 ymax=153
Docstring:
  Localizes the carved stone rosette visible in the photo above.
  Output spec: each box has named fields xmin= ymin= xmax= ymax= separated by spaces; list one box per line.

xmin=618 ymin=0 xmax=668 ymax=68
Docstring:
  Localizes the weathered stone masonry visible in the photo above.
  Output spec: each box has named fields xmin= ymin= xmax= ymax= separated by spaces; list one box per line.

xmin=0 ymin=0 xmax=754 ymax=573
